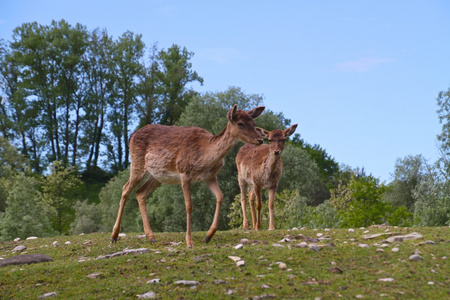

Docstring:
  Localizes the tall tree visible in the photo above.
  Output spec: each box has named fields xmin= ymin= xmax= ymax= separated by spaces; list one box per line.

xmin=157 ymin=44 xmax=203 ymax=125
xmin=106 ymin=31 xmax=144 ymax=171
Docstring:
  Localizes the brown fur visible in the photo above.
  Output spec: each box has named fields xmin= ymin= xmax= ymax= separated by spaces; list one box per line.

xmin=235 ymin=124 xmax=297 ymax=230
xmin=111 ymin=105 xmax=265 ymax=247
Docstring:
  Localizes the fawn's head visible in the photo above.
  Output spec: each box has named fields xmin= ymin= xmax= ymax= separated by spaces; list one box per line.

xmin=227 ymin=105 xmax=265 ymax=145
xmin=258 ymin=124 xmax=298 ymax=156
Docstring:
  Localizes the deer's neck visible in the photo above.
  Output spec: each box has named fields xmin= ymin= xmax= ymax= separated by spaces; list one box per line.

xmin=210 ymin=124 xmax=238 ymax=159
xmin=264 ymin=153 xmax=281 ymax=175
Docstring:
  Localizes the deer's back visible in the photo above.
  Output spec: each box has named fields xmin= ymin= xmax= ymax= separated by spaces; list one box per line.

xmin=129 ymin=124 xmax=223 ymax=183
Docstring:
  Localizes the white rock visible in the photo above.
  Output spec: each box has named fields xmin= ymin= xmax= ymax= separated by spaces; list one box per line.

xmin=376 ymin=248 xmax=384 ymax=253
xmin=240 ymin=238 xmax=250 ymax=244
xmin=428 ymin=281 xmax=434 ymax=285
xmin=295 ymin=242 xmax=307 ymax=248
xmin=236 ymin=260 xmax=245 ymax=267
xmin=261 ymin=284 xmax=270 ymax=289
xmin=378 ymin=278 xmax=395 ymax=282
xmin=385 ymin=232 xmax=423 ymax=243
xmin=278 ymin=262 xmax=287 ymax=270
xmin=137 ymin=291 xmax=156 ymax=298
xmin=364 ymin=230 xmax=370 ymax=234
xmin=409 ymin=254 xmax=423 ymax=261
xmin=12 ymin=245 xmax=26 ymax=252
xmin=228 ymin=256 xmax=241 ymax=262
xmin=358 ymin=244 xmax=369 ymax=248
xmin=52 ymin=241 xmax=59 ymax=246
xmin=291 ymin=227 xmax=299 ymax=231
xmin=308 ymin=243 xmax=319 ymax=252
xmin=391 ymin=247 xmax=399 ymax=252
xmin=65 ymin=241 xmax=71 ymax=245
xmin=348 ymin=228 xmax=355 ymax=233
xmin=174 ymin=280 xmax=200 ymax=286
xmin=14 ymin=238 xmax=20 ymax=242
xmin=234 ymin=244 xmax=244 ymax=250
xmin=118 ymin=233 xmax=126 ymax=237
xmin=271 ymin=243 xmax=284 ymax=247
xmin=147 ymin=278 xmax=161 ymax=284
xmin=325 ymin=228 xmax=330 ymax=231
xmin=38 ymin=292 xmax=57 ymax=299
xmin=316 ymin=233 xmax=323 ymax=237
xmin=26 ymin=236 xmax=38 ymax=240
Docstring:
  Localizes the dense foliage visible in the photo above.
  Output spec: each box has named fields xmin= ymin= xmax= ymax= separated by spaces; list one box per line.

xmin=0 ymin=20 xmax=449 ymax=240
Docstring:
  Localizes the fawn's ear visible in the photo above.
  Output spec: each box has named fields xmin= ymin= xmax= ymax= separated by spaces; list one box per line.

xmin=246 ymin=106 xmax=265 ymax=119
xmin=227 ymin=105 xmax=238 ymax=121
xmin=284 ymin=124 xmax=298 ymax=137
xmin=256 ymin=127 xmax=269 ymax=138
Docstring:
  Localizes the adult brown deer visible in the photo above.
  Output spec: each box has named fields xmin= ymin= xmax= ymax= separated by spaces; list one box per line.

xmin=236 ymin=124 xmax=297 ymax=230
xmin=111 ymin=105 xmax=265 ymax=247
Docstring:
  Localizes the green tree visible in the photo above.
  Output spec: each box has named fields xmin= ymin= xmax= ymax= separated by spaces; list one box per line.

xmin=157 ymin=44 xmax=203 ymax=125
xmin=42 ymin=161 xmax=83 ymax=234
xmin=69 ymin=201 xmax=102 ymax=234
xmin=106 ymin=31 xmax=145 ymax=172
xmin=0 ymin=173 xmax=54 ymax=241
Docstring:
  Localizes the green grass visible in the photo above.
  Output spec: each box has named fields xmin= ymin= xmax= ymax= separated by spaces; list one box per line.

xmin=1 ymin=227 xmax=449 ymax=299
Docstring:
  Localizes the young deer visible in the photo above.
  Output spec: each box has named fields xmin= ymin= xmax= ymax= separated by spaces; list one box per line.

xmin=236 ymin=124 xmax=297 ymax=230
xmin=111 ymin=105 xmax=265 ymax=247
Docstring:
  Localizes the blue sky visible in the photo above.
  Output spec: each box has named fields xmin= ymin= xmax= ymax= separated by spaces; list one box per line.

xmin=1 ymin=0 xmax=450 ymax=182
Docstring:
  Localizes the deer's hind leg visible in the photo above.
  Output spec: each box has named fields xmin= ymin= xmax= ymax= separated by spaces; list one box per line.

xmin=135 ymin=175 xmax=161 ymax=243
xmin=111 ymin=168 xmax=146 ymax=242
xmin=238 ymin=177 xmax=250 ymax=230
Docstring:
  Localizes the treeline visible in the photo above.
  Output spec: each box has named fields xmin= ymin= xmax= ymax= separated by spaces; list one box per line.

xmin=1 ymin=20 xmax=450 ymax=241
xmin=0 ymin=19 xmax=202 ymax=174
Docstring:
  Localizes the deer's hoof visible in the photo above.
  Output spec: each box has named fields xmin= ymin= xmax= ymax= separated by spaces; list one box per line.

xmin=205 ymin=236 xmax=211 ymax=243
xmin=150 ymin=237 xmax=157 ymax=243
xmin=111 ymin=237 xmax=118 ymax=243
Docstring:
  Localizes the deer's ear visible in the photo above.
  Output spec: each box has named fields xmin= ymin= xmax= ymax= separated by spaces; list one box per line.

xmin=256 ymin=127 xmax=269 ymax=138
xmin=247 ymin=106 xmax=265 ymax=119
xmin=227 ymin=105 xmax=238 ymax=121
xmin=284 ymin=124 xmax=298 ymax=137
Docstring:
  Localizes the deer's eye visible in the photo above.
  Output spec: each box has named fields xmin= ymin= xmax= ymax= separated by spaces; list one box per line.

xmin=237 ymin=122 xmax=245 ymax=128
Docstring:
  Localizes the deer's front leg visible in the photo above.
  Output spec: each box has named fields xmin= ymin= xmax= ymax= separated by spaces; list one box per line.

xmin=238 ymin=177 xmax=249 ymax=230
xmin=268 ymin=187 xmax=277 ymax=230
xmin=180 ymin=175 xmax=193 ymax=248
xmin=254 ymin=186 xmax=262 ymax=230
xmin=205 ymin=176 xmax=223 ymax=243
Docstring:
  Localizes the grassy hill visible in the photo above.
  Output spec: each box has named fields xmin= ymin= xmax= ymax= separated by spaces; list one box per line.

xmin=1 ymin=227 xmax=449 ymax=299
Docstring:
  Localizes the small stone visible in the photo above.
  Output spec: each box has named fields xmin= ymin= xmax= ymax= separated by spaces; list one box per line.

xmin=240 ymin=238 xmax=250 ymax=244
xmin=308 ymin=243 xmax=319 ymax=252
xmin=65 ymin=241 xmax=71 ymax=245
xmin=14 ymin=238 xmax=20 ymax=242
xmin=278 ymin=263 xmax=287 ymax=270
xmin=146 ymin=278 xmax=160 ymax=284
xmin=348 ymin=228 xmax=355 ymax=233
xmin=52 ymin=241 xmax=58 ymax=246
xmin=428 ymin=281 xmax=434 ymax=285
xmin=271 ymin=243 xmax=284 ymax=247
xmin=261 ymin=284 xmax=270 ymax=289
xmin=118 ymin=233 xmax=126 ymax=237
xmin=12 ymin=245 xmax=26 ymax=252
xmin=236 ymin=260 xmax=245 ymax=267
xmin=137 ymin=234 xmax=147 ymax=239
xmin=226 ymin=289 xmax=234 ymax=295
xmin=376 ymin=248 xmax=384 ymax=253
xmin=385 ymin=232 xmax=423 ymax=243
xmin=174 ymin=280 xmax=200 ymax=286
xmin=329 ymin=267 xmax=343 ymax=274
xmin=213 ymin=280 xmax=227 ymax=284
xmin=356 ymin=295 xmax=363 ymax=298
xmin=295 ymin=242 xmax=307 ymax=248
xmin=137 ymin=291 xmax=156 ymax=298
xmin=409 ymin=254 xmax=423 ymax=261
xmin=316 ymin=233 xmax=323 ymax=237
xmin=234 ymin=244 xmax=244 ymax=250
xmin=391 ymin=247 xmax=399 ymax=252
xmin=378 ymin=278 xmax=394 ymax=282
xmin=228 ymin=256 xmax=241 ymax=262
xmin=38 ymin=292 xmax=57 ymax=299
xmin=324 ymin=228 xmax=330 ymax=231
xmin=87 ymin=272 xmax=102 ymax=279
xmin=26 ymin=236 xmax=38 ymax=240
xmin=292 ymin=227 xmax=299 ymax=231
xmin=358 ymin=244 xmax=369 ymax=248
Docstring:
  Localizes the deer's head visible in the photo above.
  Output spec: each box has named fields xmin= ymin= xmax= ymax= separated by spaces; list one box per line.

xmin=227 ymin=105 xmax=265 ymax=145
xmin=258 ymin=124 xmax=298 ymax=156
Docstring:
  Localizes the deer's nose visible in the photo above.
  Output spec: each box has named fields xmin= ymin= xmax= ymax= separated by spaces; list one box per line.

xmin=257 ymin=139 xmax=263 ymax=145
xmin=274 ymin=150 xmax=280 ymax=155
